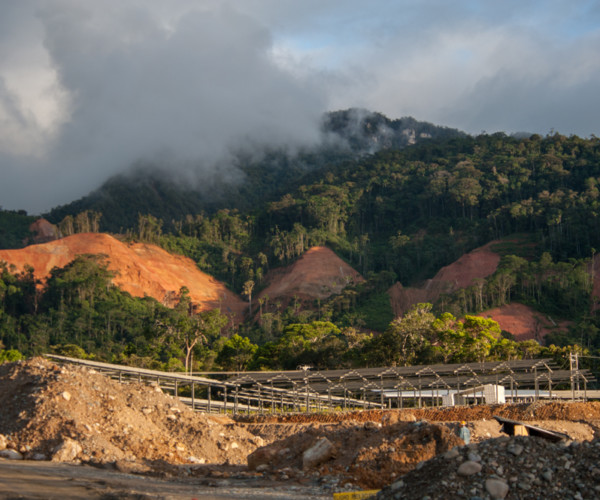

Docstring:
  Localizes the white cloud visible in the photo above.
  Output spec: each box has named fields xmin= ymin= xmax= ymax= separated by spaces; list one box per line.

xmin=1 ymin=0 xmax=600 ymax=212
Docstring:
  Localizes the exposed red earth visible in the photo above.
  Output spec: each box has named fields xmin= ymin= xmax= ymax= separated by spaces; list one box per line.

xmin=258 ymin=246 xmax=364 ymax=307
xmin=475 ymin=303 xmax=571 ymax=341
xmin=387 ymin=241 xmax=574 ymax=340
xmin=388 ymin=242 xmax=502 ymax=318
xmin=0 ymin=233 xmax=247 ymax=321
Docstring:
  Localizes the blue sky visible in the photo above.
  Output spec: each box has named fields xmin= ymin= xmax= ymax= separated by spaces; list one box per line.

xmin=1 ymin=0 xmax=600 ymax=212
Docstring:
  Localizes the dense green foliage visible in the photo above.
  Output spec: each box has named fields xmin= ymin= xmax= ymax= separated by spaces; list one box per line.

xmin=0 ymin=209 xmax=36 ymax=249
xmin=5 ymin=111 xmax=600 ymax=374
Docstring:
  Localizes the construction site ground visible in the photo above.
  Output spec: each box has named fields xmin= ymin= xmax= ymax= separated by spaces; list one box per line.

xmin=1 ymin=358 xmax=600 ymax=499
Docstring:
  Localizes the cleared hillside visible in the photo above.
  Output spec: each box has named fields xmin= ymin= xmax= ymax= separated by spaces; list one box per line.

xmin=258 ymin=246 xmax=364 ymax=307
xmin=0 ymin=233 xmax=247 ymax=320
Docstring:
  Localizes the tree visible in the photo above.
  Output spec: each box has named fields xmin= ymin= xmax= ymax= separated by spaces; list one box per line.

xmin=367 ymin=303 xmax=435 ymax=366
xmin=216 ymin=334 xmax=257 ymax=371
xmin=243 ymin=280 xmax=255 ymax=313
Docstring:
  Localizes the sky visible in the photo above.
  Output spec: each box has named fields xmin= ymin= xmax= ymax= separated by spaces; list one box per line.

xmin=1 ymin=0 xmax=600 ymax=214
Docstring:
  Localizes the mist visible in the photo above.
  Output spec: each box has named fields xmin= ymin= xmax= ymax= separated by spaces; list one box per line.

xmin=0 ymin=2 xmax=328 ymax=213
xmin=2 ymin=0 xmax=600 ymax=214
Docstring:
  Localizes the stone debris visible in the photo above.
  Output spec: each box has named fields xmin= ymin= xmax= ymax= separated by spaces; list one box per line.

xmin=0 ymin=358 xmax=261 ymax=471
xmin=375 ymin=436 xmax=600 ymax=500
xmin=2 ymin=357 xmax=600 ymax=498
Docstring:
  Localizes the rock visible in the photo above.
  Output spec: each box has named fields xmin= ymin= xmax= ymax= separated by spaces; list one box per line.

xmin=115 ymin=460 xmax=151 ymax=474
xmin=247 ymin=446 xmax=278 ymax=470
xmin=52 ymin=438 xmax=82 ymax=462
xmin=256 ymin=464 xmax=269 ymax=472
xmin=231 ymin=442 xmax=239 ymax=449
xmin=61 ymin=391 xmax=71 ymax=401
xmin=507 ymin=444 xmax=523 ymax=456
xmin=188 ymin=456 xmax=205 ymax=464
xmin=485 ymin=478 xmax=509 ymax=499
xmin=0 ymin=435 xmax=6 ymax=451
xmin=0 ymin=449 xmax=23 ymax=460
xmin=457 ymin=461 xmax=482 ymax=476
xmin=302 ymin=438 xmax=335 ymax=470
xmin=390 ymin=480 xmax=404 ymax=491
xmin=445 ymin=448 xmax=460 ymax=459
xmin=468 ymin=452 xmax=482 ymax=462
xmin=541 ymin=469 xmax=553 ymax=482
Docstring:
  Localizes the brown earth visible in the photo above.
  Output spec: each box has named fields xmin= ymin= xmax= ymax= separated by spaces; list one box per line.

xmin=388 ymin=241 xmax=502 ymax=318
xmin=1 ymin=358 xmax=600 ymax=498
xmin=387 ymin=242 xmax=574 ymax=340
xmin=475 ymin=303 xmax=571 ymax=341
xmin=258 ymin=246 xmax=364 ymax=308
xmin=0 ymin=357 xmax=263 ymax=468
xmin=0 ymin=233 xmax=247 ymax=320
xmin=28 ymin=218 xmax=61 ymax=245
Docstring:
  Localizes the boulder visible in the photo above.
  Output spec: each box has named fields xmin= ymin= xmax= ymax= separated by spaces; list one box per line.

xmin=52 ymin=438 xmax=82 ymax=462
xmin=302 ymin=437 xmax=335 ymax=470
xmin=247 ymin=446 xmax=278 ymax=471
xmin=0 ymin=449 xmax=23 ymax=460
xmin=457 ymin=460 xmax=482 ymax=476
xmin=485 ymin=478 xmax=509 ymax=499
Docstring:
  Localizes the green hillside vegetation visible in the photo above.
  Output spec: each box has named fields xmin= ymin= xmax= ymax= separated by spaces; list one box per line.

xmin=0 ymin=209 xmax=36 ymax=249
xmin=2 ymin=114 xmax=600 ymax=375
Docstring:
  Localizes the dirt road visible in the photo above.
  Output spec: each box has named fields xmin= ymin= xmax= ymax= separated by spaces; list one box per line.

xmin=0 ymin=460 xmax=330 ymax=500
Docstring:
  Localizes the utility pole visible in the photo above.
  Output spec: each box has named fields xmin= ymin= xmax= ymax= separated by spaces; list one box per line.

xmin=569 ymin=351 xmax=579 ymax=400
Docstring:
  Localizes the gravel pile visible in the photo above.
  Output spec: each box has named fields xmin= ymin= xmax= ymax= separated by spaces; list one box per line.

xmin=375 ymin=435 xmax=600 ymax=500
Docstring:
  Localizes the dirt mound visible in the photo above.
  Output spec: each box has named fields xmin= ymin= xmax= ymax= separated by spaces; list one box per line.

xmin=238 ymin=402 xmax=600 ymax=426
xmin=259 ymin=247 xmax=363 ymax=306
xmin=476 ymin=302 xmax=572 ymax=341
xmin=0 ymin=233 xmax=246 ymax=319
xmin=0 ymin=358 xmax=263 ymax=468
xmin=375 ymin=435 xmax=600 ymax=500
xmin=388 ymin=242 xmax=501 ymax=317
xmin=247 ymin=420 xmax=463 ymax=489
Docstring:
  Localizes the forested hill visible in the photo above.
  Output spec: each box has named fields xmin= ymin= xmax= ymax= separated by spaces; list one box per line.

xmin=3 ymin=120 xmax=600 ymax=371
xmin=43 ymin=109 xmax=465 ymax=233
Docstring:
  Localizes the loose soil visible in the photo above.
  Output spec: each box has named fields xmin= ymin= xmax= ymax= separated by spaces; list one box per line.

xmin=2 ymin=358 xmax=600 ymax=498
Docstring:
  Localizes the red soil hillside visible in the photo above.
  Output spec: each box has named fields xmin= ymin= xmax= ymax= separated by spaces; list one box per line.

xmin=388 ymin=242 xmax=502 ymax=317
xmin=0 ymin=233 xmax=247 ymax=320
xmin=475 ymin=302 xmax=571 ymax=341
xmin=258 ymin=246 xmax=363 ymax=306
